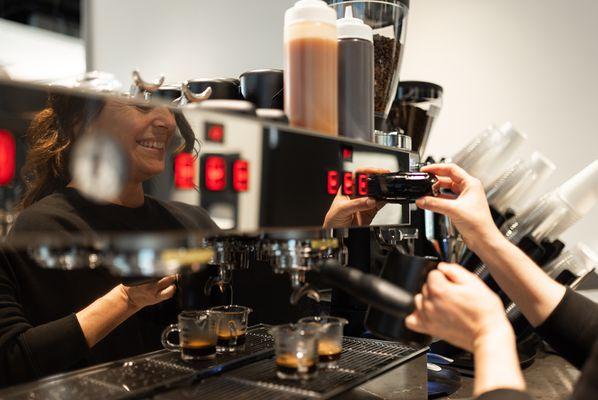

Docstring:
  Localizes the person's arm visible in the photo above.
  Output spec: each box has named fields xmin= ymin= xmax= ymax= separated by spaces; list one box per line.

xmin=76 ymin=277 xmax=176 ymax=347
xmin=405 ymin=263 xmax=527 ymax=396
xmin=476 ymin=389 xmax=532 ymax=400
xmin=533 ymin=287 xmax=598 ymax=369
xmin=472 ymin=326 xmax=526 ymax=397
xmin=473 ymin=235 xmax=598 ymax=367
xmin=0 ymin=250 xmax=176 ymax=385
xmin=414 ymin=164 xmax=598 ymax=356
xmin=467 ymin=231 xmax=566 ymax=329
xmin=0 ymin=251 xmax=88 ymax=384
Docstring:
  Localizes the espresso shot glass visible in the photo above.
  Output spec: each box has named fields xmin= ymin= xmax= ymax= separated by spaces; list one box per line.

xmin=299 ymin=316 xmax=348 ymax=367
xmin=210 ymin=305 xmax=252 ymax=353
xmin=270 ymin=323 xmax=320 ymax=380
xmin=161 ymin=310 xmax=218 ymax=361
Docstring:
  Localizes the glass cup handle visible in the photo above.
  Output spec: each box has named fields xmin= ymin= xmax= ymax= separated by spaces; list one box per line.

xmin=161 ymin=324 xmax=180 ymax=351
xmin=228 ymin=320 xmax=238 ymax=346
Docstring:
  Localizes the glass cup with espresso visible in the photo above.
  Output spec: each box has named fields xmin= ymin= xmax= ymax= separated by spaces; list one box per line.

xmin=299 ymin=316 xmax=348 ymax=367
xmin=270 ymin=323 xmax=320 ymax=380
xmin=161 ymin=310 xmax=218 ymax=361
xmin=210 ymin=305 xmax=252 ymax=353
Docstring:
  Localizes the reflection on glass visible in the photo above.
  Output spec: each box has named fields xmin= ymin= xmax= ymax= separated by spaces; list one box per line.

xmin=323 ymin=186 xmax=385 ymax=229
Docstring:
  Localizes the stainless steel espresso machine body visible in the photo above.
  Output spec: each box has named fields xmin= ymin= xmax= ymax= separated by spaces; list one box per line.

xmin=153 ymin=106 xmax=416 ymax=231
xmin=0 ymin=78 xmax=429 ymax=399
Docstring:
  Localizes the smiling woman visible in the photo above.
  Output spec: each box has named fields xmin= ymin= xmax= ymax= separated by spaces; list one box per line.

xmin=89 ymin=99 xmax=176 ymax=203
xmin=0 ymin=93 xmax=219 ymax=386
xmin=19 ymin=95 xmax=180 ymax=209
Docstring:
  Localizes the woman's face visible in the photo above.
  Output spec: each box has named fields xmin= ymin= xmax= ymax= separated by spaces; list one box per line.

xmin=92 ymin=99 xmax=177 ymax=182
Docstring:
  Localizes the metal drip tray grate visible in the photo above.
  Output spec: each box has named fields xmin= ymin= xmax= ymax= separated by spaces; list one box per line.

xmin=0 ymin=325 xmax=274 ymax=400
xmin=156 ymin=337 xmax=424 ymax=400
xmin=155 ymin=379 xmax=304 ymax=400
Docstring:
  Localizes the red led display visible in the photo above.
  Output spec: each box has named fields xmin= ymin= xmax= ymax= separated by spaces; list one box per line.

xmin=174 ymin=153 xmax=195 ymax=189
xmin=0 ymin=130 xmax=15 ymax=186
xmin=204 ymin=156 xmax=227 ymax=191
xmin=357 ymin=173 xmax=369 ymax=196
xmin=342 ymin=172 xmax=355 ymax=195
xmin=205 ymin=123 xmax=224 ymax=143
xmin=327 ymin=170 xmax=340 ymax=195
xmin=232 ymin=159 xmax=249 ymax=192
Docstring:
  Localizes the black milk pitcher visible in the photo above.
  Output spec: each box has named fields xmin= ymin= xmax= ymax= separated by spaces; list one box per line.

xmin=365 ymin=248 xmax=438 ymax=345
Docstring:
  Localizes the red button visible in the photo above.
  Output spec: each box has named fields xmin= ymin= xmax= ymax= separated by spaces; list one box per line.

xmin=206 ymin=124 xmax=224 ymax=143
xmin=341 ymin=146 xmax=353 ymax=161
xmin=0 ymin=130 xmax=15 ymax=186
xmin=205 ymin=156 xmax=226 ymax=191
xmin=233 ymin=159 xmax=249 ymax=192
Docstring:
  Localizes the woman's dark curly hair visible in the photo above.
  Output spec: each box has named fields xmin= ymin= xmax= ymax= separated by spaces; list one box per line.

xmin=17 ymin=92 xmax=196 ymax=210
xmin=17 ymin=93 xmax=105 ymax=210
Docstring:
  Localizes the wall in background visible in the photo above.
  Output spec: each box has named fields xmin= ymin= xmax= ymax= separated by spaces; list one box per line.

xmin=88 ymin=0 xmax=294 ymax=85
xmin=399 ymin=0 xmax=598 ymax=252
xmin=0 ymin=18 xmax=84 ymax=81
xmin=89 ymin=0 xmax=597 ymax=252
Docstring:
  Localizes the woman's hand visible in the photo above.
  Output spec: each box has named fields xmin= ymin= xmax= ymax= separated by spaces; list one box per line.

xmin=406 ymin=263 xmax=527 ymax=395
xmin=77 ymin=275 xmax=177 ymax=348
xmin=323 ymin=168 xmax=387 ymax=229
xmin=323 ymin=196 xmax=384 ymax=228
xmin=119 ymin=275 xmax=177 ymax=310
xmin=405 ymin=262 xmax=511 ymax=352
xmin=415 ymin=163 xmax=502 ymax=252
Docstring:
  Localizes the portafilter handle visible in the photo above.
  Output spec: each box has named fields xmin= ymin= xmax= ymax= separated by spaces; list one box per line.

xmin=315 ymin=259 xmax=415 ymax=317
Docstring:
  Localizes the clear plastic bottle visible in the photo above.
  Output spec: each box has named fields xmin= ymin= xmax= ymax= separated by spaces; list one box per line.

xmin=284 ymin=0 xmax=338 ymax=136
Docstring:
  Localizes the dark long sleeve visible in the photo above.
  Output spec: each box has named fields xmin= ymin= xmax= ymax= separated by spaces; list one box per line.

xmin=0 ymin=251 xmax=90 ymax=386
xmin=476 ymin=389 xmax=532 ymax=400
xmin=474 ymin=341 xmax=598 ymax=400
xmin=570 ymin=338 xmax=598 ymax=399
xmin=535 ymin=287 xmax=598 ymax=369
xmin=0 ymin=189 xmax=220 ymax=386
xmin=473 ymin=288 xmax=598 ymax=399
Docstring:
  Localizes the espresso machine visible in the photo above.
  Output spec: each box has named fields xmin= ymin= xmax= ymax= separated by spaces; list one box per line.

xmin=0 ymin=68 xmax=434 ymax=399
xmin=0 ymin=1 xmax=456 ymax=397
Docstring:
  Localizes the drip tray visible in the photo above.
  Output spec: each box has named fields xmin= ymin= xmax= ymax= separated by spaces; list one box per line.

xmin=0 ymin=325 xmax=274 ymax=400
xmin=155 ymin=337 xmax=425 ymax=399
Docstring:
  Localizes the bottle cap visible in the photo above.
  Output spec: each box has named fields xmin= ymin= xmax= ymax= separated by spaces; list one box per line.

xmin=337 ymin=6 xmax=373 ymax=42
xmin=557 ymin=160 xmax=598 ymax=217
xmin=285 ymin=0 xmax=337 ymax=26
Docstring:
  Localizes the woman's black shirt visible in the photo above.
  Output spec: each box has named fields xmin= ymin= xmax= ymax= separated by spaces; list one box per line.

xmin=0 ymin=188 xmax=217 ymax=386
